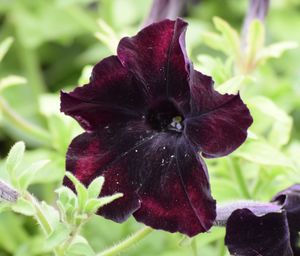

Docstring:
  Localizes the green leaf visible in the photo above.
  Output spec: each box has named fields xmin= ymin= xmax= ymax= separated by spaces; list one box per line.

xmin=212 ymin=17 xmax=241 ymax=59
xmin=18 ymin=160 xmax=50 ymax=190
xmin=78 ymin=65 xmax=93 ymax=85
xmin=56 ymin=186 xmax=77 ymax=206
xmin=40 ymin=201 xmax=60 ymax=229
xmin=65 ymin=236 xmax=95 ymax=256
xmin=178 ymin=236 xmax=193 ymax=247
xmin=216 ymin=75 xmax=246 ymax=94
xmin=249 ymin=96 xmax=293 ymax=147
xmin=95 ymin=19 xmax=118 ymax=53
xmin=87 ymin=176 xmax=104 ymax=199
xmin=196 ymin=55 xmax=232 ymax=84
xmin=201 ymin=32 xmax=227 ymax=53
xmin=257 ymin=41 xmax=298 ymax=63
xmin=66 ymin=172 xmax=88 ymax=211
xmin=56 ymin=186 xmax=78 ymax=221
xmin=44 ymin=223 xmax=71 ymax=251
xmin=245 ymin=20 xmax=265 ymax=69
xmin=0 ymin=37 xmax=13 ymax=63
xmin=0 ymin=75 xmax=27 ymax=92
xmin=5 ymin=141 xmax=25 ymax=178
xmin=84 ymin=198 xmax=102 ymax=214
xmin=234 ymin=141 xmax=293 ymax=168
xmin=98 ymin=193 xmax=123 ymax=208
xmin=84 ymin=192 xmax=122 ymax=214
xmin=12 ymin=198 xmax=36 ymax=216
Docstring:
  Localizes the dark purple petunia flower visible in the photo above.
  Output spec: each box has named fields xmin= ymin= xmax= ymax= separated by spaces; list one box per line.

xmin=61 ymin=19 xmax=252 ymax=236
xmin=225 ymin=185 xmax=300 ymax=256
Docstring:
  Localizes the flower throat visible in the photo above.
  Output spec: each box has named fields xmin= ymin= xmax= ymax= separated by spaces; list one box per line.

xmin=146 ymin=100 xmax=184 ymax=133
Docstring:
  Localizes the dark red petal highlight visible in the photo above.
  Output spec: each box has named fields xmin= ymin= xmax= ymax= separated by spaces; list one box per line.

xmin=117 ymin=19 xmax=190 ymax=112
xmin=60 ymin=56 xmax=146 ymax=132
xmin=64 ymin=116 xmax=158 ymax=222
xmin=185 ymin=91 xmax=253 ymax=158
xmin=64 ymin=132 xmax=142 ymax=222
xmin=225 ymin=209 xmax=293 ymax=256
xmin=134 ymin=136 xmax=216 ymax=237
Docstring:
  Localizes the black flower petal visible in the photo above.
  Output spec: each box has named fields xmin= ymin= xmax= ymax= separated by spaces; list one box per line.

xmin=273 ymin=184 xmax=300 ymax=254
xmin=225 ymin=208 xmax=293 ymax=256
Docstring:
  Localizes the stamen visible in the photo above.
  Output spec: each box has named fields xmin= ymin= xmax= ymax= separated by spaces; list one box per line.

xmin=169 ymin=116 xmax=183 ymax=132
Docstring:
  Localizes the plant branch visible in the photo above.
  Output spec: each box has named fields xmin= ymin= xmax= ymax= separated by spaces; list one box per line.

xmin=97 ymin=226 xmax=153 ymax=256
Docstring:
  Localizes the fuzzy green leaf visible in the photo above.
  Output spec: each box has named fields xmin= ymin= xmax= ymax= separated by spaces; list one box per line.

xmin=234 ymin=141 xmax=293 ymax=168
xmin=245 ymin=20 xmax=265 ymax=69
xmin=12 ymin=198 xmax=35 ymax=216
xmin=65 ymin=236 xmax=95 ymax=256
xmin=98 ymin=193 xmax=123 ymax=208
xmin=213 ymin=17 xmax=241 ymax=59
xmin=249 ymin=96 xmax=293 ymax=147
xmin=5 ymin=142 xmax=25 ymax=178
xmin=44 ymin=223 xmax=71 ymax=251
xmin=257 ymin=41 xmax=298 ymax=63
xmin=65 ymin=172 xmax=88 ymax=211
xmin=87 ymin=176 xmax=104 ymax=199
xmin=216 ymin=75 xmax=246 ymax=94
xmin=18 ymin=160 xmax=50 ymax=190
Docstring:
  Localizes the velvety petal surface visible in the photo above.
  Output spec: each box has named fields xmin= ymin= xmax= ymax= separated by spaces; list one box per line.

xmin=65 ymin=126 xmax=216 ymax=234
xmin=134 ymin=136 xmax=216 ymax=236
xmin=273 ymin=184 xmax=300 ymax=254
xmin=185 ymin=71 xmax=253 ymax=157
xmin=117 ymin=19 xmax=191 ymax=112
xmin=225 ymin=208 xmax=293 ymax=256
xmin=61 ymin=56 xmax=146 ymax=132
xmin=64 ymin=132 xmax=139 ymax=222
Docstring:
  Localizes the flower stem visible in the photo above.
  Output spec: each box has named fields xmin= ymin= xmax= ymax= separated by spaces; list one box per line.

xmin=228 ymin=157 xmax=251 ymax=199
xmin=24 ymin=192 xmax=63 ymax=256
xmin=97 ymin=226 xmax=153 ymax=256
xmin=62 ymin=217 xmax=90 ymax=251
xmin=0 ymin=97 xmax=51 ymax=146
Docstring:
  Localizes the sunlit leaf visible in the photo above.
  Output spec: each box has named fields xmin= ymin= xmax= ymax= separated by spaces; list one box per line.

xmin=257 ymin=41 xmax=298 ymax=63
xmin=216 ymin=75 xmax=246 ymax=94
xmin=213 ymin=17 xmax=241 ymax=59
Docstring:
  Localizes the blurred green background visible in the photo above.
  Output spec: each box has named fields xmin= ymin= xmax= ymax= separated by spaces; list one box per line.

xmin=0 ymin=0 xmax=300 ymax=255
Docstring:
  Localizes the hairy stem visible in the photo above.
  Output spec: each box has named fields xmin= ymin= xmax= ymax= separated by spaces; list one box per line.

xmin=24 ymin=192 xmax=63 ymax=256
xmin=97 ymin=226 xmax=153 ymax=256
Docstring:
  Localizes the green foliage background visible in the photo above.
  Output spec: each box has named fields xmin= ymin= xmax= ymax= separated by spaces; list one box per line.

xmin=0 ymin=0 xmax=300 ymax=255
